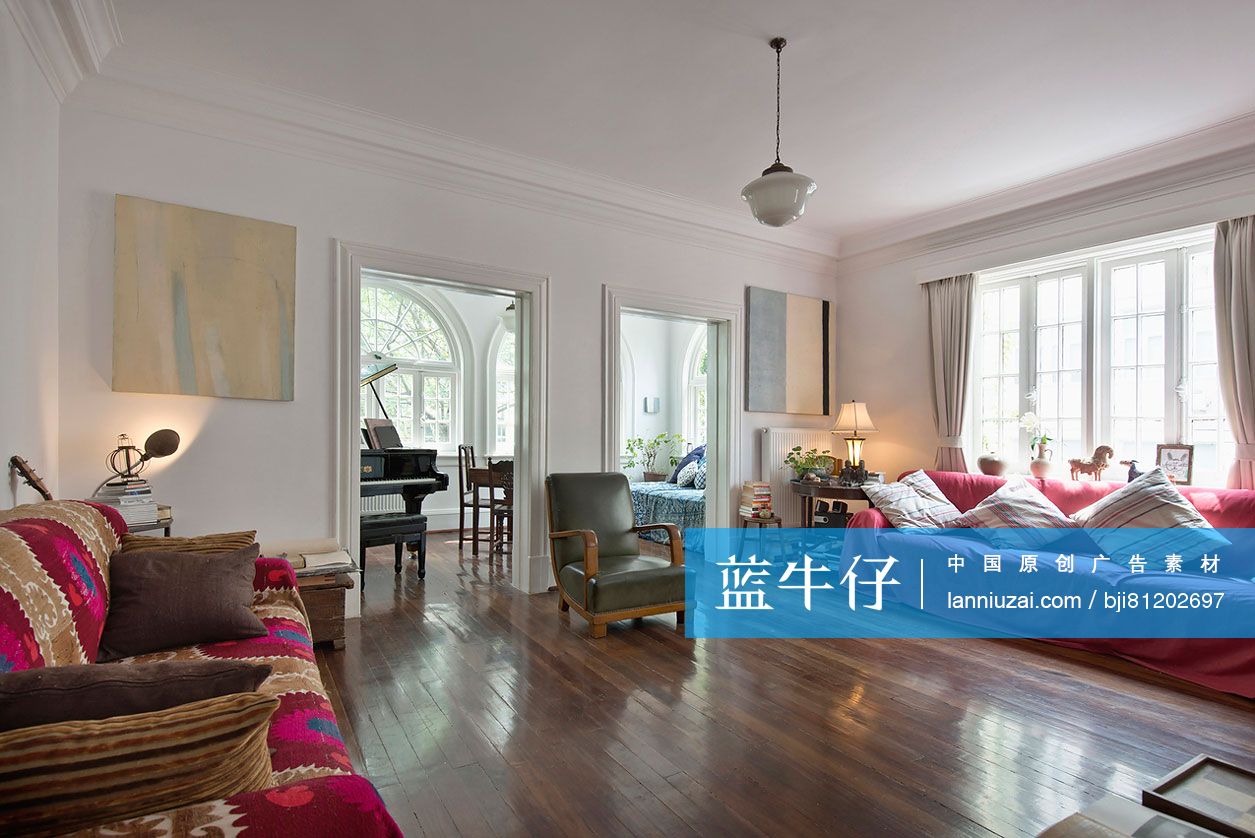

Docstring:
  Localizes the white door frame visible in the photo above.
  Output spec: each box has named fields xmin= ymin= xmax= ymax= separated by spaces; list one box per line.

xmin=335 ymin=241 xmax=551 ymax=596
xmin=601 ymin=285 xmax=742 ymax=528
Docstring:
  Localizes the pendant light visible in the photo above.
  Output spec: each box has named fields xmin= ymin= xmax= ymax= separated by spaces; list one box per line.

xmin=741 ymin=37 xmax=816 ymax=227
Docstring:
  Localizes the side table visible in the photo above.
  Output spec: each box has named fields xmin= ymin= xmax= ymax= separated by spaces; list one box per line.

xmin=128 ymin=506 xmax=173 ymax=536
xmin=297 ymin=572 xmax=355 ymax=650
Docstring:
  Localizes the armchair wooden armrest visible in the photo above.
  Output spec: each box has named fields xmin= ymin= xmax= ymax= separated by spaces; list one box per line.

xmin=548 ymin=529 xmax=600 ymax=577
xmin=632 ymin=523 xmax=684 ymax=565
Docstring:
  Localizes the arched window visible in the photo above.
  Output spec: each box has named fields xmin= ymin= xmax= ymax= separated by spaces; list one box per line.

xmin=361 ymin=281 xmax=459 ymax=449
xmin=683 ymin=327 xmax=708 ymax=445
xmin=489 ymin=326 xmax=515 ymax=453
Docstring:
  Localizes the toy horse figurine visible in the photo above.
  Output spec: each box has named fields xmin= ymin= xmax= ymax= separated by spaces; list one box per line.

xmin=1069 ymin=445 xmax=1114 ymax=481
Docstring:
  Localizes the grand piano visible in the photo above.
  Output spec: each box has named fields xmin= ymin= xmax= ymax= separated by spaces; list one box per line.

xmin=359 ymin=361 xmax=450 ymax=583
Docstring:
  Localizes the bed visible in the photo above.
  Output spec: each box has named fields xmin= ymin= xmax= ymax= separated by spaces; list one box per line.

xmin=630 ymin=481 xmax=705 ymax=543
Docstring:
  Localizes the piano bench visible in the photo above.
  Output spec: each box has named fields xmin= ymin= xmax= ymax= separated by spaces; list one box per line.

xmin=360 ymin=512 xmax=427 ymax=587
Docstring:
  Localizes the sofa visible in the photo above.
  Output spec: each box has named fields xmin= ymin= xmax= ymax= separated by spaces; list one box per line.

xmin=848 ymin=470 xmax=1255 ymax=699
xmin=0 ymin=500 xmax=402 ymax=836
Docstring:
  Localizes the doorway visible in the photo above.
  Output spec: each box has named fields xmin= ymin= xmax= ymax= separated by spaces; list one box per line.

xmin=602 ymin=286 xmax=742 ymax=531
xmin=336 ymin=243 xmax=550 ymax=612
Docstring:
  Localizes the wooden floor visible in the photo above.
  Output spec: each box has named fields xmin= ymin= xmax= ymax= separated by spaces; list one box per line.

xmin=317 ymin=535 xmax=1254 ymax=838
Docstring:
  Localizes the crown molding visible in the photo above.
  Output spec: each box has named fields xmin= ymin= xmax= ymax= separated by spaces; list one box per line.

xmin=5 ymin=0 xmax=120 ymax=102
xmin=68 ymin=52 xmax=839 ymax=272
xmin=837 ymin=111 xmax=1255 ymax=272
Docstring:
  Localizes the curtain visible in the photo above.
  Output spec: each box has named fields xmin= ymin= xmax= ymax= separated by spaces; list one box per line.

xmin=924 ymin=274 xmax=976 ymax=472
xmin=1214 ymin=216 xmax=1255 ymax=489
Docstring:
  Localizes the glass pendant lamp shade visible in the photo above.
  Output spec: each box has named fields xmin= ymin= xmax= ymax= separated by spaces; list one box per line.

xmin=742 ymin=37 xmax=816 ymax=228
xmin=742 ymin=163 xmax=817 ymax=227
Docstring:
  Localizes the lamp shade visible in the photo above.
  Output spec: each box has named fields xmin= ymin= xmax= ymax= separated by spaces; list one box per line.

xmin=832 ymin=401 xmax=877 ymax=436
xmin=741 ymin=164 xmax=817 ymax=228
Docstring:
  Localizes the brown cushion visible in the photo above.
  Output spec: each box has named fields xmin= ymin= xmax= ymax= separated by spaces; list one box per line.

xmin=0 ymin=690 xmax=278 ymax=836
xmin=0 ymin=660 xmax=272 ymax=732
xmin=120 ymin=529 xmax=257 ymax=554
xmin=97 ymin=543 xmax=266 ymax=662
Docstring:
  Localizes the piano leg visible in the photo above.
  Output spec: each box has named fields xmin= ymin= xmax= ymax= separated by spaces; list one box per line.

xmin=394 ymin=541 xmax=403 ymax=575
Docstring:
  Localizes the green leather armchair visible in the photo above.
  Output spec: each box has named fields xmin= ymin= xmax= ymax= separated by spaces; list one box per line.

xmin=545 ymin=472 xmax=685 ymax=638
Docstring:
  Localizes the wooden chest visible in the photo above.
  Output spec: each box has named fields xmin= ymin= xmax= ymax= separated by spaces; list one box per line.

xmin=296 ymin=572 xmax=355 ymax=650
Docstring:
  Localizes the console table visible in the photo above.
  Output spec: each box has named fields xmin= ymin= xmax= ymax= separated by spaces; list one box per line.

xmin=789 ymin=481 xmax=871 ymax=528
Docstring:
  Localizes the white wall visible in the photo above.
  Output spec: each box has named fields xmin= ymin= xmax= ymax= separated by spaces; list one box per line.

xmin=834 ymin=175 xmax=1255 ymax=483
xmin=1 ymin=11 xmax=60 ymax=507
xmin=56 ymin=104 xmax=837 ymax=545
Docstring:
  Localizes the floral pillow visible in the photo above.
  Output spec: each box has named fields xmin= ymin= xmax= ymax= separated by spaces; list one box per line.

xmin=675 ymin=460 xmax=700 ymax=487
xmin=693 ymin=459 xmax=707 ymax=489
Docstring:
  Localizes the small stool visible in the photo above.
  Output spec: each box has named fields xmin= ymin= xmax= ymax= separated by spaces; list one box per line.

xmin=359 ymin=512 xmax=427 ymax=590
xmin=736 ymin=513 xmax=782 ymax=561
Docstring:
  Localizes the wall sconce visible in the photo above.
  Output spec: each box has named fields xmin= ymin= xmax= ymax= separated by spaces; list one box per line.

xmin=642 ymin=397 xmax=661 ymax=414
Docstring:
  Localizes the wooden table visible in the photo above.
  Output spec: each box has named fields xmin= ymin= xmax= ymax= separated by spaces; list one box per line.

xmin=789 ymin=480 xmax=871 ymax=528
xmin=466 ymin=464 xmax=512 ymax=555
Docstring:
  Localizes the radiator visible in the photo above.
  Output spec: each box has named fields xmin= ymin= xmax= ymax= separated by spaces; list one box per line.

xmin=361 ymin=495 xmax=404 ymax=514
xmin=760 ymin=427 xmax=837 ymax=526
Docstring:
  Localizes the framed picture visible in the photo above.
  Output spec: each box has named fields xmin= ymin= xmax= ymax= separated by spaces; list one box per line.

xmin=1142 ymin=754 xmax=1255 ymax=837
xmin=1156 ymin=443 xmax=1195 ymax=485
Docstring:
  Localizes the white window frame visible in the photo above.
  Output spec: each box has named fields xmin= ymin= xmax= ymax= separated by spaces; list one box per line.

xmin=681 ymin=326 xmax=708 ymax=446
xmin=487 ymin=322 xmax=516 ymax=456
xmin=360 ymin=279 xmax=463 ymax=454
xmin=969 ymin=226 xmax=1232 ymax=483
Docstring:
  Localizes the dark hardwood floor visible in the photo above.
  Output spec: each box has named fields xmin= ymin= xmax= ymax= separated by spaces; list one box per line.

xmin=317 ymin=535 xmax=1254 ymax=838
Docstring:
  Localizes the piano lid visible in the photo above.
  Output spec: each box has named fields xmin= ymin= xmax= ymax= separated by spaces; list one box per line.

xmin=361 ymin=360 xmax=398 ymax=388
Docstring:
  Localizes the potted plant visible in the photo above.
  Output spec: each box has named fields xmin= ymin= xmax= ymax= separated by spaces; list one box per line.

xmin=1019 ymin=412 xmax=1053 ymax=478
xmin=623 ymin=433 xmax=685 ymax=481
xmin=782 ymin=446 xmax=835 ymax=480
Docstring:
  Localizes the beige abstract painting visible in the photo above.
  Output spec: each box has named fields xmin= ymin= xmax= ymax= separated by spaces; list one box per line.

xmin=113 ymin=195 xmax=296 ymax=401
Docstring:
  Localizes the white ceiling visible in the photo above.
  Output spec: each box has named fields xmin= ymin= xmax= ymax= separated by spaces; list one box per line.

xmin=109 ymin=0 xmax=1255 ymax=243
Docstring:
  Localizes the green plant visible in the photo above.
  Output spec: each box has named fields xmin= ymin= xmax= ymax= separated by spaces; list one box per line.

xmin=782 ymin=445 xmax=835 ymax=476
xmin=623 ymin=433 xmax=685 ymax=473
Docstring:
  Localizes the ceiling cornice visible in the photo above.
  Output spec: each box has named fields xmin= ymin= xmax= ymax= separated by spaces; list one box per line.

xmin=69 ymin=52 xmax=840 ymax=273
xmin=837 ymin=111 xmax=1255 ymax=272
xmin=5 ymin=0 xmax=120 ymax=102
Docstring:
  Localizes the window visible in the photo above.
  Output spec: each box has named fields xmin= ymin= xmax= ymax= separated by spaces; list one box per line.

xmin=972 ymin=229 xmax=1234 ymax=486
xmin=490 ymin=327 xmax=515 ymax=453
xmin=360 ymin=282 xmax=459 ymax=450
xmin=683 ymin=328 xmax=708 ymax=445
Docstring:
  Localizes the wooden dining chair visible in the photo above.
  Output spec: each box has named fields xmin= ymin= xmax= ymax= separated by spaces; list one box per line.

xmin=457 ymin=444 xmax=477 ymax=548
xmin=486 ymin=458 xmax=513 ymax=554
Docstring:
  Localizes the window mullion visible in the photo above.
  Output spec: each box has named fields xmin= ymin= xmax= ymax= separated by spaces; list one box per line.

xmin=1021 ymin=276 xmax=1035 ymax=463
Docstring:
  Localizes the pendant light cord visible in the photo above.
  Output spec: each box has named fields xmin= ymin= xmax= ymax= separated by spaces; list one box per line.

xmin=774 ymin=42 xmax=782 ymax=165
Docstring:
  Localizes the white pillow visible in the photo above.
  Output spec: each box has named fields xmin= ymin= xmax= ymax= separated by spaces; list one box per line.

xmin=946 ymin=477 xmax=1074 ymax=548
xmin=675 ymin=460 xmax=700 ymax=487
xmin=1070 ymin=467 xmax=1228 ymax=561
xmin=862 ymin=470 xmax=962 ymax=528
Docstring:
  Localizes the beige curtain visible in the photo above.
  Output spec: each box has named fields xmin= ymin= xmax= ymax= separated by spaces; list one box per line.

xmin=925 ymin=274 xmax=975 ymax=472
xmin=1215 ymin=216 xmax=1255 ymax=489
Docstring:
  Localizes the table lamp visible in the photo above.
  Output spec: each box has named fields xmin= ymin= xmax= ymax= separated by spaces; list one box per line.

xmin=831 ymin=401 xmax=877 ymax=466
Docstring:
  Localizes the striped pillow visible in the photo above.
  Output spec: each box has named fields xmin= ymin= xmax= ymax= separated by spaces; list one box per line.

xmin=0 ymin=690 xmax=277 ymax=836
xmin=863 ymin=470 xmax=962 ymax=528
xmin=1070 ymin=467 xmax=1228 ymax=563
xmin=947 ymin=477 xmax=1074 ymax=547
xmin=120 ymin=530 xmax=257 ymax=554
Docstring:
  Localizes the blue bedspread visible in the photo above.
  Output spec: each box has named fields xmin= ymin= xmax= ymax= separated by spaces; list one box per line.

xmin=630 ymin=481 xmax=705 ymax=543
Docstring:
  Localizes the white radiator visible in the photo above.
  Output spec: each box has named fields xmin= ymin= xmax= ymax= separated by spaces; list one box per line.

xmin=760 ymin=427 xmax=837 ymax=527
xmin=361 ymin=495 xmax=404 ymax=514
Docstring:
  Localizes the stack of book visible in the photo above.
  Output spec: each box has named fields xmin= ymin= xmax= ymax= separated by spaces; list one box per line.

xmin=93 ymin=479 xmax=159 ymax=526
xmin=739 ymin=482 xmax=773 ymax=518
